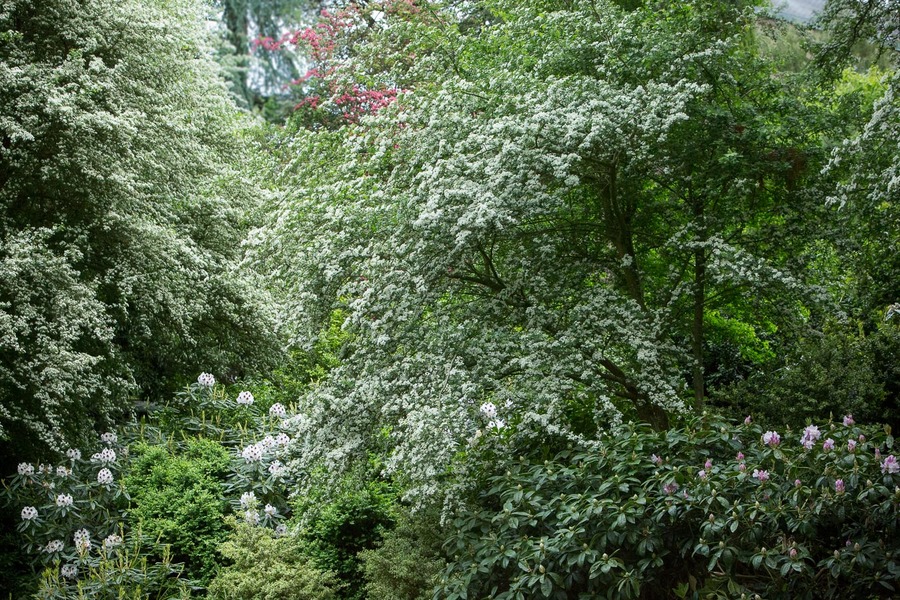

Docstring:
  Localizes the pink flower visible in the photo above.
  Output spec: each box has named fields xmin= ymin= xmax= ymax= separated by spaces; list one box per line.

xmin=800 ymin=425 xmax=821 ymax=450
xmin=736 ymin=451 xmax=744 ymax=461
xmin=698 ymin=470 xmax=707 ymax=480
xmin=704 ymin=459 xmax=713 ymax=470
xmin=875 ymin=448 xmax=882 ymax=459
xmin=823 ymin=438 xmax=835 ymax=451
xmin=650 ymin=454 xmax=663 ymax=466
xmin=858 ymin=434 xmax=866 ymax=443
xmin=663 ymin=482 xmax=679 ymax=495
xmin=843 ymin=414 xmax=854 ymax=426
xmin=794 ymin=479 xmax=802 ymax=487
xmin=744 ymin=415 xmax=752 ymax=425
xmin=789 ymin=548 xmax=798 ymax=559
xmin=753 ymin=469 xmax=769 ymax=482
xmin=847 ymin=440 xmax=857 ymax=452
xmin=882 ymin=455 xmax=899 ymax=474
xmin=738 ymin=463 xmax=747 ymax=472
xmin=762 ymin=431 xmax=781 ymax=447
xmin=835 ymin=479 xmax=845 ymax=494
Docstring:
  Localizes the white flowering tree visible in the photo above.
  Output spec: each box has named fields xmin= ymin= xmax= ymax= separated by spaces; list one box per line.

xmin=251 ymin=0 xmax=840 ymax=501
xmin=0 ymin=0 xmax=279 ymax=463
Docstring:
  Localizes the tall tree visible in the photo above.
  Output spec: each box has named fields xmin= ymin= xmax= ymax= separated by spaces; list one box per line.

xmin=0 ymin=0 xmax=279 ymax=465
xmin=254 ymin=0 xmax=828 ymax=500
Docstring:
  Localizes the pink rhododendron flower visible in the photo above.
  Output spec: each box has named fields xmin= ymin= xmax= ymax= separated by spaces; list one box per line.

xmin=843 ymin=414 xmax=854 ymax=426
xmin=823 ymin=438 xmax=835 ymax=451
xmin=762 ymin=431 xmax=780 ymax=447
xmin=882 ymin=455 xmax=899 ymax=474
xmin=848 ymin=440 xmax=857 ymax=452
xmin=835 ymin=479 xmax=845 ymax=494
xmin=753 ymin=469 xmax=769 ymax=482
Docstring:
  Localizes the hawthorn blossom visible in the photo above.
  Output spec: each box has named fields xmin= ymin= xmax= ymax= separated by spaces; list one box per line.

xmin=882 ymin=455 xmax=899 ymax=474
xmin=100 ymin=432 xmax=117 ymax=444
xmin=97 ymin=468 xmax=114 ymax=485
xmin=843 ymin=414 xmax=855 ymax=426
xmin=44 ymin=540 xmax=64 ymax=553
xmin=197 ymin=372 xmax=215 ymax=387
xmin=237 ymin=391 xmax=254 ymax=406
xmin=269 ymin=402 xmax=286 ymax=417
xmin=823 ymin=438 xmax=835 ymax=451
xmin=17 ymin=463 xmax=34 ymax=476
xmin=56 ymin=494 xmax=74 ymax=507
xmin=762 ymin=431 xmax=780 ymax=447
xmin=800 ymin=425 xmax=821 ymax=450
xmin=835 ymin=479 xmax=845 ymax=494
xmin=752 ymin=469 xmax=769 ymax=482
xmin=21 ymin=506 xmax=37 ymax=520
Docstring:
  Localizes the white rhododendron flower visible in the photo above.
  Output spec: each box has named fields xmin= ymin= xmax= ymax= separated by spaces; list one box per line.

xmin=56 ymin=494 xmax=74 ymax=507
xmin=197 ymin=372 xmax=215 ymax=387
xmin=480 ymin=402 xmax=497 ymax=419
xmin=240 ymin=491 xmax=257 ymax=509
xmin=97 ymin=468 xmax=114 ymax=485
xmin=21 ymin=506 xmax=37 ymax=520
xmin=56 ymin=466 xmax=71 ymax=477
xmin=244 ymin=510 xmax=259 ymax=525
xmin=100 ymin=432 xmax=117 ymax=444
xmin=61 ymin=564 xmax=77 ymax=579
xmin=91 ymin=448 xmax=116 ymax=463
xmin=103 ymin=534 xmax=122 ymax=549
xmin=17 ymin=463 xmax=34 ymax=476
xmin=44 ymin=540 xmax=64 ymax=553
xmin=66 ymin=448 xmax=81 ymax=461
xmin=264 ymin=504 xmax=277 ymax=517
xmin=241 ymin=443 xmax=264 ymax=462
xmin=73 ymin=528 xmax=91 ymax=552
xmin=269 ymin=403 xmax=286 ymax=418
xmin=237 ymin=391 xmax=254 ymax=405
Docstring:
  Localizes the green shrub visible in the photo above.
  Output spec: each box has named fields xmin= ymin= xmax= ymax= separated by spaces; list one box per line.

xmin=124 ymin=438 xmax=231 ymax=584
xmin=296 ymin=480 xmax=396 ymax=600
xmin=359 ymin=508 xmax=446 ymax=600
xmin=207 ymin=522 xmax=337 ymax=600
xmin=439 ymin=414 xmax=900 ymax=599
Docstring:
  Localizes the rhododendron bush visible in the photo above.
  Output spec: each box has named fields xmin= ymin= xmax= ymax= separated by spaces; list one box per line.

xmin=441 ymin=415 xmax=899 ymax=599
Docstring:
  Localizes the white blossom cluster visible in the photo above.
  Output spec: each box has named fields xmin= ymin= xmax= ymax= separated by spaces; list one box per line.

xmin=237 ymin=391 xmax=254 ymax=405
xmin=44 ymin=539 xmax=64 ymax=554
xmin=97 ymin=468 xmax=114 ymax=485
xmin=91 ymin=448 xmax=116 ymax=464
xmin=197 ymin=373 xmax=216 ymax=387
xmin=269 ymin=403 xmax=287 ymax=418
xmin=21 ymin=506 xmax=37 ymax=521
xmin=103 ymin=534 xmax=122 ymax=549
xmin=73 ymin=528 xmax=91 ymax=553
xmin=56 ymin=493 xmax=74 ymax=507
xmin=100 ymin=432 xmax=117 ymax=445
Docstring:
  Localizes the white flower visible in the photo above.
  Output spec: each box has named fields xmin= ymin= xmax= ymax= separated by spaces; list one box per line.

xmin=100 ymin=432 xmax=117 ymax=445
xmin=56 ymin=494 xmax=74 ymax=507
xmin=66 ymin=448 xmax=81 ymax=461
xmin=240 ymin=491 xmax=257 ymax=509
xmin=264 ymin=504 xmax=277 ymax=517
xmin=237 ymin=391 xmax=254 ymax=405
xmin=480 ymin=402 xmax=497 ymax=419
xmin=261 ymin=435 xmax=276 ymax=449
xmin=91 ymin=448 xmax=116 ymax=464
xmin=103 ymin=534 xmax=122 ymax=549
xmin=269 ymin=403 xmax=286 ymax=418
xmin=244 ymin=510 xmax=259 ymax=525
xmin=275 ymin=433 xmax=291 ymax=446
xmin=275 ymin=524 xmax=288 ymax=536
xmin=73 ymin=528 xmax=91 ymax=553
xmin=56 ymin=466 xmax=71 ymax=477
xmin=44 ymin=539 xmax=64 ymax=553
xmin=97 ymin=468 xmax=114 ymax=485
xmin=197 ymin=372 xmax=215 ymax=386
xmin=268 ymin=460 xmax=285 ymax=476
xmin=241 ymin=443 xmax=264 ymax=462
xmin=17 ymin=463 xmax=34 ymax=476
xmin=61 ymin=564 xmax=77 ymax=579
xmin=21 ymin=506 xmax=38 ymax=521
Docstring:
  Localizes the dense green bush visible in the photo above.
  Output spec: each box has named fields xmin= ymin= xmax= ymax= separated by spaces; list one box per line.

xmin=439 ymin=415 xmax=899 ymax=599
xmin=359 ymin=508 xmax=446 ymax=600
xmin=124 ymin=438 xmax=231 ymax=584
xmin=713 ymin=321 xmax=900 ymax=431
xmin=207 ymin=522 xmax=337 ymax=600
xmin=296 ymin=480 xmax=396 ymax=600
